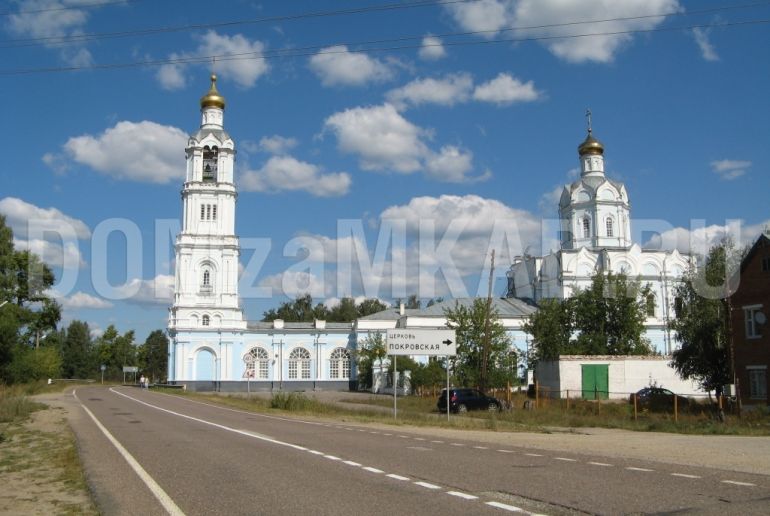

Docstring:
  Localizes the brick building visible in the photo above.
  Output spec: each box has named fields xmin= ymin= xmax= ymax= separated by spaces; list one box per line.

xmin=731 ymin=233 xmax=770 ymax=406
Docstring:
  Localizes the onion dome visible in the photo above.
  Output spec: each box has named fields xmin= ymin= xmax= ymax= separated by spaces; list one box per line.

xmin=200 ymin=74 xmax=225 ymax=110
xmin=578 ymin=130 xmax=604 ymax=156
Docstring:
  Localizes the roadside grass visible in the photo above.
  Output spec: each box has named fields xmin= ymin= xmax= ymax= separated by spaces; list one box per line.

xmin=0 ymin=383 xmax=97 ymax=514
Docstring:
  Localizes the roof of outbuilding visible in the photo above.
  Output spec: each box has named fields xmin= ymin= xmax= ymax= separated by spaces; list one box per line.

xmin=400 ymin=297 xmax=537 ymax=318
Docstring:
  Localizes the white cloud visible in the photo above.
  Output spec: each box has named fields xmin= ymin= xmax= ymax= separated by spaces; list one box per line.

xmin=156 ymin=61 xmax=187 ymax=90
xmin=13 ymin=237 xmax=85 ymax=269
xmin=386 ymin=73 xmax=473 ymax=110
xmin=256 ymin=135 xmax=299 ymax=154
xmin=0 ymin=197 xmax=90 ymax=239
xmin=240 ymin=156 xmax=351 ymax=197
xmin=309 ymin=45 xmax=394 ymax=87
xmin=155 ymin=31 xmax=269 ymax=89
xmin=58 ymin=121 xmax=188 ymax=183
xmin=258 ymin=271 xmax=330 ymax=299
xmin=445 ymin=0 xmax=682 ymax=63
xmin=418 ymin=35 xmax=447 ymax=60
xmin=116 ymin=274 xmax=175 ymax=306
xmin=711 ymin=159 xmax=750 ymax=180
xmin=644 ymin=220 xmax=770 ymax=255
xmin=7 ymin=0 xmax=95 ymax=66
xmin=324 ymin=103 xmax=486 ymax=182
xmin=473 ymin=73 xmax=542 ymax=105
xmin=52 ymin=291 xmax=113 ymax=310
xmin=692 ymin=27 xmax=719 ymax=62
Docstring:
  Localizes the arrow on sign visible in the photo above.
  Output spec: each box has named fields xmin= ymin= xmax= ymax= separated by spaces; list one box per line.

xmin=442 ymin=339 xmax=453 ymax=346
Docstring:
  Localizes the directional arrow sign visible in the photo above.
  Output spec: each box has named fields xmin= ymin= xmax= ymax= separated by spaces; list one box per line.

xmin=386 ymin=329 xmax=456 ymax=356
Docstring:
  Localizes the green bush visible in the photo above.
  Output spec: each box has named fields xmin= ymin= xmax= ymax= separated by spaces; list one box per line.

xmin=270 ymin=392 xmax=326 ymax=412
xmin=0 ymin=385 xmax=46 ymax=423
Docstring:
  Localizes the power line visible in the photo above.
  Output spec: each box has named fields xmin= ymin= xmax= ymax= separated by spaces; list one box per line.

xmin=3 ymin=0 xmax=769 ymax=49
xmin=1 ymin=17 xmax=767 ymax=77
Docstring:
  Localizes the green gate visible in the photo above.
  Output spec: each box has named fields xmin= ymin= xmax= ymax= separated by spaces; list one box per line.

xmin=581 ymin=364 xmax=609 ymax=400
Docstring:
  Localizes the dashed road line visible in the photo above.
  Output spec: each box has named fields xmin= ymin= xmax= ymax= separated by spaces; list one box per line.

xmin=626 ymin=467 xmax=654 ymax=472
xmin=447 ymin=491 xmax=478 ymax=500
xmin=554 ymin=457 xmax=576 ymax=462
xmin=414 ymin=481 xmax=442 ymax=490
xmin=324 ymin=455 xmax=341 ymax=461
xmin=362 ymin=467 xmax=384 ymax=474
xmin=431 ymin=440 xmax=444 ymax=444
xmin=588 ymin=462 xmax=612 ymax=467
xmin=525 ymin=453 xmax=543 ymax=457
xmin=722 ymin=480 xmax=755 ymax=487
xmin=386 ymin=474 xmax=410 ymax=481
xmin=486 ymin=501 xmax=526 ymax=512
xmin=308 ymin=450 xmax=324 ymax=455
xmin=451 ymin=443 xmax=466 ymax=447
xmin=671 ymin=473 xmax=700 ymax=479
xmin=497 ymin=449 xmax=514 ymax=453
xmin=343 ymin=460 xmax=361 ymax=466
xmin=474 ymin=446 xmax=489 ymax=449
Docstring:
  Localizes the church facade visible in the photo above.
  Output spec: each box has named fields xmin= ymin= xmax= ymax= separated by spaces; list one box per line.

xmin=506 ymin=127 xmax=693 ymax=355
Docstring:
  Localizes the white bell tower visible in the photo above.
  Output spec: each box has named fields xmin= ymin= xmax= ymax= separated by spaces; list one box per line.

xmin=168 ymin=75 xmax=245 ymax=331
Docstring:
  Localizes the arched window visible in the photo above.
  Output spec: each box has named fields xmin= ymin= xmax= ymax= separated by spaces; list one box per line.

xmin=606 ymin=217 xmax=614 ymax=237
xmin=245 ymin=347 xmax=270 ymax=379
xmin=200 ymin=267 xmax=212 ymax=294
xmin=202 ymin=146 xmax=218 ymax=182
xmin=288 ymin=348 xmax=311 ymax=379
xmin=202 ymin=270 xmax=210 ymax=286
xmin=202 ymin=315 xmax=210 ymax=326
xmin=330 ymin=348 xmax=351 ymax=379
xmin=582 ymin=217 xmax=591 ymax=238
xmin=645 ymin=294 xmax=656 ymax=317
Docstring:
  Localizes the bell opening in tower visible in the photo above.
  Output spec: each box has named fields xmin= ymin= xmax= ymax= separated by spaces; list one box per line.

xmin=202 ymin=146 xmax=218 ymax=182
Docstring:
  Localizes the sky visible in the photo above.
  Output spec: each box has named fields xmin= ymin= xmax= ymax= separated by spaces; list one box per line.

xmin=1 ymin=0 xmax=769 ymax=342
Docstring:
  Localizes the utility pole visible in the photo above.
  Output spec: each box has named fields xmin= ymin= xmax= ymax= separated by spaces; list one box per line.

xmin=480 ymin=250 xmax=495 ymax=393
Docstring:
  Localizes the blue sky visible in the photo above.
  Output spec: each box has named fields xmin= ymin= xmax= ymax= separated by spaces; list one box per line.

xmin=2 ymin=0 xmax=768 ymax=341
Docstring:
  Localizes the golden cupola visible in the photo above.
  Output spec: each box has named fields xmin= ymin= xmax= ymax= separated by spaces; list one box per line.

xmin=200 ymin=74 xmax=226 ymax=110
xmin=578 ymin=129 xmax=604 ymax=156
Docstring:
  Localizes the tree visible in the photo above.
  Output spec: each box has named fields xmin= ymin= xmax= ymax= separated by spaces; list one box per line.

xmin=327 ymin=297 xmax=358 ymax=322
xmin=444 ymin=299 xmax=512 ymax=392
xmin=410 ymin=359 xmax=447 ymax=394
xmin=93 ymin=325 xmax=137 ymax=381
xmin=524 ymin=272 xmax=652 ymax=361
xmin=262 ymin=293 xmax=326 ymax=322
xmin=59 ymin=321 xmax=94 ymax=379
xmin=355 ymin=332 xmax=387 ymax=390
xmin=356 ymin=298 xmax=388 ymax=318
xmin=138 ymin=330 xmax=168 ymax=383
xmin=669 ymin=243 xmax=734 ymax=394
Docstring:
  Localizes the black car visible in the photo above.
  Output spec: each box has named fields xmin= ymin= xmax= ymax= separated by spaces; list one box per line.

xmin=630 ymin=387 xmax=690 ymax=411
xmin=437 ymin=388 xmax=501 ymax=413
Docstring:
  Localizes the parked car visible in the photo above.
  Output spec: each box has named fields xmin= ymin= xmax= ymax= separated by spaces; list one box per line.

xmin=437 ymin=388 xmax=502 ymax=413
xmin=630 ymin=387 xmax=690 ymax=411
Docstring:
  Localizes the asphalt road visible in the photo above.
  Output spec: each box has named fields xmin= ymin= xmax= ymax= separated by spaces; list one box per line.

xmin=63 ymin=386 xmax=770 ymax=515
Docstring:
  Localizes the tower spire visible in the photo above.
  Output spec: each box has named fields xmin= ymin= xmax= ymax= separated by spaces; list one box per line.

xmin=585 ymin=108 xmax=592 ymax=133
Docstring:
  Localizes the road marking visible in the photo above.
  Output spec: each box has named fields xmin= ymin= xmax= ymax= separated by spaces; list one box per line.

xmin=74 ymin=390 xmax=185 ymax=516
xmin=554 ymin=457 xmax=576 ymax=462
xmin=324 ymin=455 xmax=341 ymax=461
xmin=486 ymin=501 xmax=525 ymax=512
xmin=398 ymin=435 xmax=409 ymax=438
xmin=414 ymin=481 xmax=441 ymax=490
xmin=447 ymin=491 xmax=478 ymax=500
xmin=497 ymin=449 xmax=514 ymax=453
xmin=473 ymin=446 xmax=489 ymax=450
xmin=430 ymin=440 xmax=444 ymax=444
xmin=722 ymin=480 xmax=755 ymax=487
xmin=383 ymin=433 xmax=392 ymax=436
xmin=343 ymin=460 xmax=361 ymax=466
xmin=450 ymin=443 xmax=466 ymax=447
xmin=626 ymin=467 xmax=654 ymax=472
xmin=525 ymin=453 xmax=542 ymax=457
xmin=362 ymin=467 xmax=384 ymax=474
xmin=671 ymin=473 xmax=700 ymax=479
xmin=414 ymin=437 xmax=426 ymax=441
xmin=588 ymin=462 xmax=612 ymax=467
xmin=308 ymin=450 xmax=324 ymax=455
xmin=386 ymin=474 xmax=410 ymax=481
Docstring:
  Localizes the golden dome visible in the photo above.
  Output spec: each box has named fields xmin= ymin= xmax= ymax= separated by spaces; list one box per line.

xmin=200 ymin=74 xmax=225 ymax=110
xmin=578 ymin=130 xmax=604 ymax=156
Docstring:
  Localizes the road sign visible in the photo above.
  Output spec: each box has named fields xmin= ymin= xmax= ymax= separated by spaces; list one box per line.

xmin=100 ymin=364 xmax=106 ymax=372
xmin=123 ymin=366 xmax=138 ymax=373
xmin=386 ymin=329 xmax=456 ymax=356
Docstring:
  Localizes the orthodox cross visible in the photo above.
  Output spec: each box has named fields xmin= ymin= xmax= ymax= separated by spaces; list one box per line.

xmin=585 ymin=108 xmax=593 ymax=133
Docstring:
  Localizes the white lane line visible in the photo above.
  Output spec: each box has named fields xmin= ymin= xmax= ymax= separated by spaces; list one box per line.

xmin=588 ymin=462 xmax=612 ymax=467
xmin=383 ymin=433 xmax=393 ymax=436
xmin=398 ymin=435 xmax=409 ymax=439
xmin=473 ymin=446 xmax=489 ymax=450
xmin=431 ymin=440 xmax=444 ymax=444
xmin=343 ymin=460 xmax=361 ymax=466
xmin=414 ymin=437 xmax=426 ymax=441
xmin=722 ymin=480 xmax=756 ymax=487
xmin=414 ymin=481 xmax=441 ymax=490
xmin=554 ymin=457 xmax=576 ymax=462
xmin=362 ymin=467 xmax=384 ymax=474
xmin=525 ymin=453 xmax=542 ymax=457
xmin=386 ymin=474 xmax=410 ymax=481
xmin=671 ymin=473 xmax=700 ymax=479
xmin=324 ymin=455 xmax=341 ymax=461
xmin=486 ymin=501 xmax=525 ymax=512
xmin=497 ymin=449 xmax=514 ymax=454
xmin=308 ymin=450 xmax=324 ymax=455
xmin=73 ymin=390 xmax=185 ymax=516
xmin=447 ymin=491 xmax=478 ymax=500
xmin=626 ymin=467 xmax=654 ymax=472
xmin=450 ymin=443 xmax=466 ymax=447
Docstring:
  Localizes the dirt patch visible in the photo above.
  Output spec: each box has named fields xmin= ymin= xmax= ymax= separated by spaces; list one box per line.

xmin=0 ymin=402 xmax=97 ymax=515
